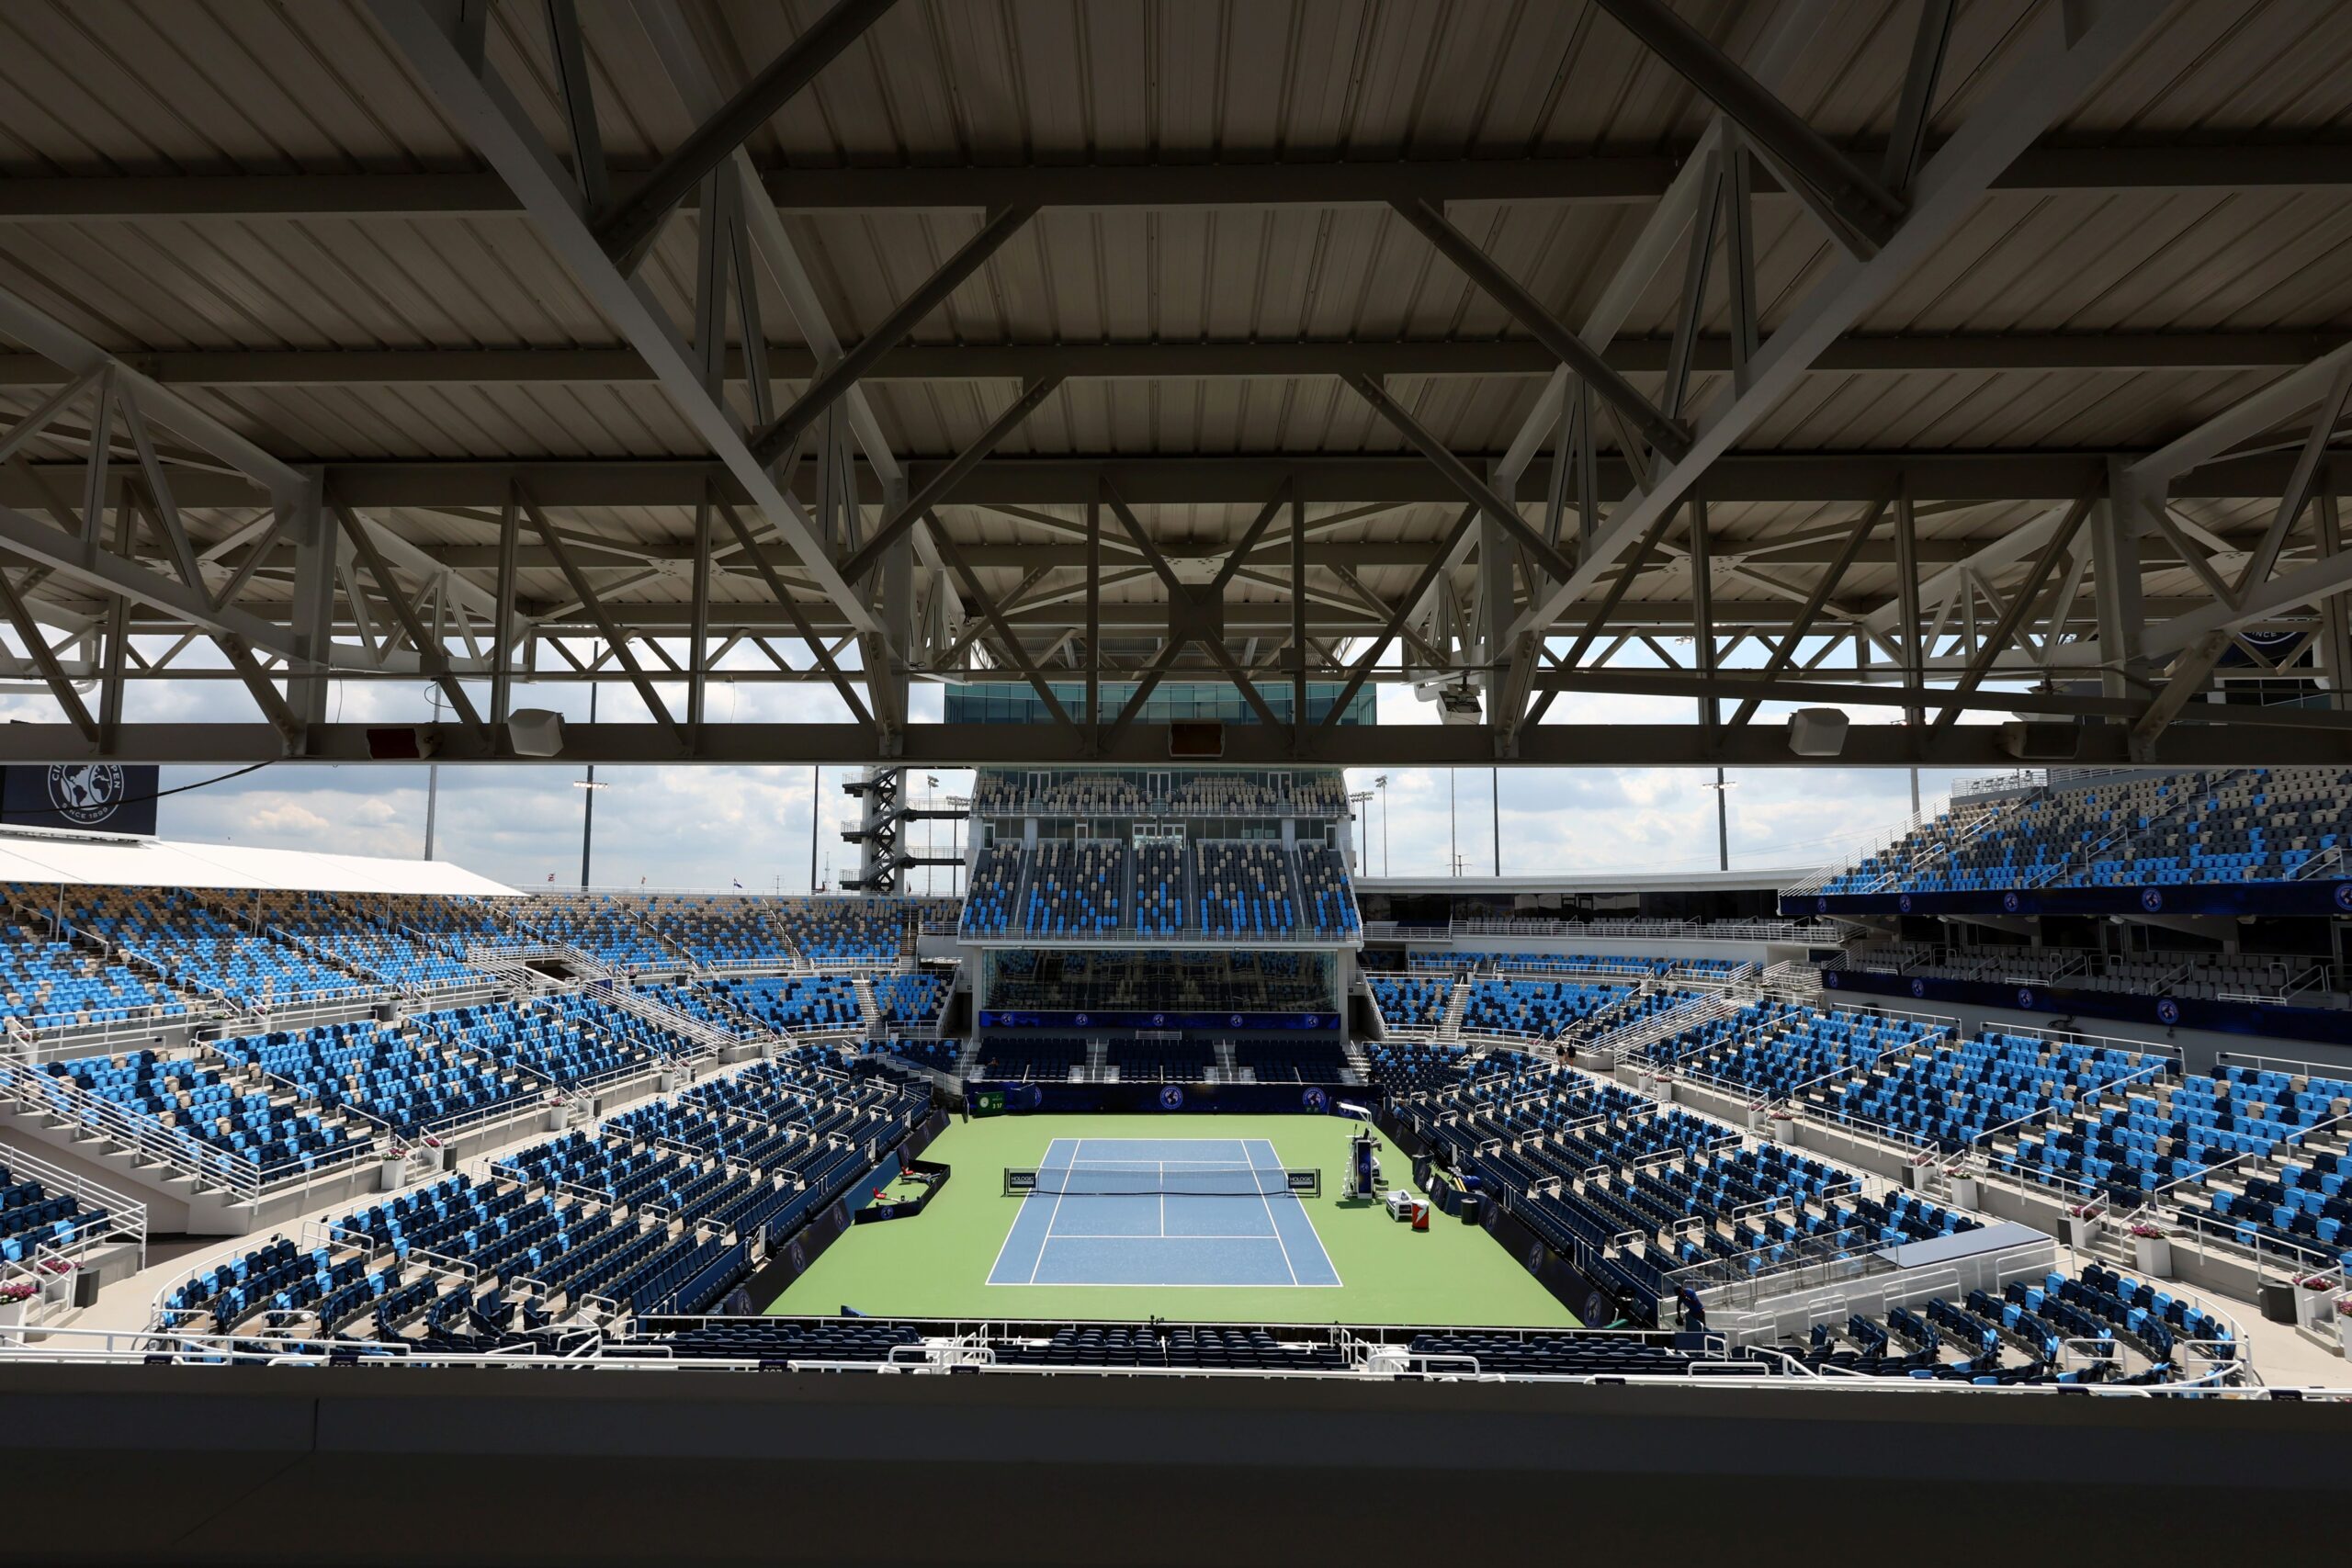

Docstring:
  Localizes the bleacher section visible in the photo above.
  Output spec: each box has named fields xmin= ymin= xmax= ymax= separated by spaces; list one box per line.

xmin=869 ymin=972 xmax=947 ymax=1029
xmin=961 ymin=836 xmax=1357 ymax=943
xmin=1461 ymin=976 xmax=1632 ymax=1038
xmin=638 ymin=896 xmax=791 ymax=972
xmin=67 ymin=888 xmax=374 ymax=1010
xmin=1023 ymin=840 xmax=1125 ymax=936
xmin=0 ymin=910 xmax=188 ymax=1033
xmin=155 ymin=1047 xmax=924 ymax=1339
xmin=1194 ymin=842 xmax=1299 ymax=938
xmin=1814 ymin=766 xmax=2352 ymax=898
xmin=705 ymin=976 xmax=864 ymax=1034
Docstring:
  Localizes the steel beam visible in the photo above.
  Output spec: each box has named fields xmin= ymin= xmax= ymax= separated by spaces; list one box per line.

xmin=10 ymin=143 xmax=2346 ymax=221
xmin=591 ymin=0 xmax=899 ymax=266
xmin=0 ymin=332 xmax=2331 ymax=389
xmin=5 ymin=717 xmax=2347 ymax=770
xmin=1510 ymin=0 xmax=2163 ymax=646
xmin=362 ymin=0 xmax=878 ymax=637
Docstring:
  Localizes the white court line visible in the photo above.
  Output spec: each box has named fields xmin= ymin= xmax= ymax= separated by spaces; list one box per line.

xmin=1158 ymin=1160 xmax=1165 ymax=1238
xmin=1250 ymin=1138 xmax=1302 ymax=1286
xmin=1025 ymin=1135 xmax=1079 ymax=1287
xmin=985 ymin=1134 xmax=1070 ymax=1286
xmin=1042 ymin=1234 xmax=1289 ymax=1241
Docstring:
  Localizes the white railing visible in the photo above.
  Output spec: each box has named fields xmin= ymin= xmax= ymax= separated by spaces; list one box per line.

xmin=0 ymin=1055 xmax=368 ymax=1205
xmin=0 ymin=1135 xmax=147 ymax=1269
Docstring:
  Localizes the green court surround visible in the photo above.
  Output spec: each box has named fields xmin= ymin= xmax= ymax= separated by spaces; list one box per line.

xmin=766 ymin=1113 xmax=1579 ymax=1328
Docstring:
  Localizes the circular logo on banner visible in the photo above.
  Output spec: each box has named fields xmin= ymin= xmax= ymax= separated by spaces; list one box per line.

xmin=1898 ymin=894 xmax=1914 ymax=914
xmin=2001 ymin=891 xmax=2020 ymax=913
xmin=1159 ymin=1084 xmax=1185 ymax=1110
xmin=2141 ymin=887 xmax=2165 ymax=912
xmin=2157 ymin=998 xmax=2181 ymax=1025
xmin=2017 ymin=987 xmax=2035 ymax=1010
xmin=1301 ymin=1087 xmax=1329 ymax=1113
xmin=1910 ymin=977 xmax=1927 ymax=999
xmin=1824 ymin=970 xmax=1842 ymax=989
xmin=1230 ymin=1014 xmax=1244 ymax=1028
xmin=1073 ymin=1013 xmax=1090 ymax=1028
xmin=2335 ymin=884 xmax=2352 ymax=913
xmin=45 ymin=764 xmax=126 ymax=826
xmin=1301 ymin=1015 xmax=1319 ymax=1028
xmin=1150 ymin=1013 xmax=1168 ymax=1028
xmin=1481 ymin=1201 xmax=1499 ymax=1232
xmin=1583 ymin=1288 xmax=1612 ymax=1326
xmin=1815 ymin=897 xmax=1829 ymax=914
xmin=1524 ymin=1242 xmax=1546 ymax=1275
xmin=786 ymin=1237 xmax=808 ymax=1273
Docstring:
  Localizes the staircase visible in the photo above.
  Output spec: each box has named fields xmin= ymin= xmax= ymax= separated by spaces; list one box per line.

xmin=1437 ymin=979 xmax=1471 ymax=1043
xmin=1214 ymin=1040 xmax=1238 ymax=1082
xmin=583 ymin=987 xmax=742 ymax=1061
xmin=851 ymin=975 xmax=883 ymax=1036
xmin=1593 ymin=987 xmax=1747 ymax=1068
xmin=1340 ymin=1038 xmax=1369 ymax=1087
xmin=1083 ymin=1040 xmax=1108 ymax=1082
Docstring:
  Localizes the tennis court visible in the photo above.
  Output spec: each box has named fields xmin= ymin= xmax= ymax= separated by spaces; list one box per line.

xmin=987 ymin=1136 xmax=1342 ymax=1288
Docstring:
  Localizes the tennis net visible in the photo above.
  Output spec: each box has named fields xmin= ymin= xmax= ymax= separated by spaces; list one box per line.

xmin=1003 ymin=1164 xmax=1321 ymax=1199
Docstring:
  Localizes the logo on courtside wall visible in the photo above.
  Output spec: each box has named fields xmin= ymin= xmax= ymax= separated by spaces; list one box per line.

xmin=1159 ymin=1084 xmax=1185 ymax=1110
xmin=1898 ymin=894 xmax=1913 ymax=914
xmin=2002 ymin=892 xmax=2021 ymax=913
xmin=2017 ymin=988 xmax=2034 ymax=1010
xmin=2156 ymin=998 xmax=2181 ymax=1025
xmin=2142 ymin=887 xmax=2165 ymax=912
xmin=1302 ymin=1087 xmax=1328 ymax=1114
xmin=1524 ymin=1243 xmax=1545 ymax=1275
xmin=1910 ymin=978 xmax=1926 ymax=999
xmin=45 ymin=764 xmax=126 ymax=826
xmin=2335 ymin=884 xmax=2352 ymax=913
xmin=1824 ymin=970 xmax=1841 ymax=988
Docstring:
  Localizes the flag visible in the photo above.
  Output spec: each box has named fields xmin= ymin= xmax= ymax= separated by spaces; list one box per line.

xmin=546 ymin=872 xmax=555 ymax=883
xmin=732 ymin=878 xmax=743 ymax=889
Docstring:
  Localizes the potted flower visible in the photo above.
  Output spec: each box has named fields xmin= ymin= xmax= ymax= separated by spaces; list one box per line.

xmin=0 ymin=1280 xmax=36 ymax=1330
xmin=2064 ymin=1201 xmax=2106 ymax=1251
xmin=1949 ymin=1163 xmax=1983 ymax=1213
xmin=2298 ymin=1273 xmax=2339 ymax=1334
xmin=2335 ymin=1296 xmax=2352 ymax=1359
xmin=2125 ymin=1220 xmax=2172 ymax=1278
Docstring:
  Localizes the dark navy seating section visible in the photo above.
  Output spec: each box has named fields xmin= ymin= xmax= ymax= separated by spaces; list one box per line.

xmin=1805 ymin=1030 xmax=2170 ymax=1156
xmin=1403 ymin=1330 xmax=1783 ymax=1378
xmin=1788 ymin=1265 xmax=2233 ymax=1386
xmin=622 ymin=1318 xmax=922 ymax=1363
xmin=1461 ymin=976 xmax=1632 ymax=1038
xmin=870 ymin=972 xmax=948 ymax=1028
xmin=0 ymin=1156 xmax=113 ymax=1264
xmin=2000 ymin=1060 xmax=2352 ymax=1263
xmin=1363 ymin=1041 xmax=1469 ymax=1096
xmin=1651 ymin=999 xmax=1950 ymax=1089
xmin=704 ymin=975 xmax=864 ymax=1033
xmin=1368 ymin=975 xmax=1450 ymax=1029
xmin=1411 ymin=951 xmax=1746 ymax=981
xmin=156 ymin=1046 xmax=923 ymax=1341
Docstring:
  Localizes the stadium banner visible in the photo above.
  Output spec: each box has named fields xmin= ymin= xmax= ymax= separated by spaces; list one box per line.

xmin=1787 ymin=881 xmax=2352 ymax=921
xmin=1821 ymin=964 xmax=2352 ymax=1047
xmin=966 ymin=1080 xmax=1374 ymax=1117
xmin=1473 ymin=1194 xmax=1624 ymax=1328
xmin=0 ymin=764 xmax=159 ymax=836
xmin=975 ymin=1009 xmax=1340 ymax=1032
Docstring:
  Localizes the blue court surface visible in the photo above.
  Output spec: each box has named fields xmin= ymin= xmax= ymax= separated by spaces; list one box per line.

xmin=987 ymin=1137 xmax=1341 ymax=1288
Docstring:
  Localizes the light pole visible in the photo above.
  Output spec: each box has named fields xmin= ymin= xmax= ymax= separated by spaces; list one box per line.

xmin=1702 ymin=769 xmax=1739 ymax=872
xmin=1375 ymin=775 xmax=1389 ymax=876
xmin=1347 ymin=789 xmax=1374 ymax=871
xmin=809 ymin=764 xmax=820 ymax=892
xmin=421 ymin=682 xmax=442 ymax=860
xmin=1491 ymin=767 xmax=1500 ymax=877
xmin=1449 ymin=769 xmax=1457 ymax=877
xmin=572 ymin=684 xmax=607 ymax=887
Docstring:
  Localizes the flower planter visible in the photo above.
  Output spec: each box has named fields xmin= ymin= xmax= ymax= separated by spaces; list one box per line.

xmin=2301 ymin=1285 xmax=2338 ymax=1334
xmin=2065 ymin=1214 xmax=2102 ymax=1251
xmin=1952 ymin=1176 xmax=1982 ymax=1211
xmin=379 ymin=1155 xmax=407 ymax=1194
xmin=0 ymin=1297 xmax=26 ymax=1332
xmin=2335 ymin=1311 xmax=2352 ymax=1359
xmin=542 ymin=1104 xmax=569 ymax=1133
xmin=2131 ymin=1234 xmax=2173 ymax=1279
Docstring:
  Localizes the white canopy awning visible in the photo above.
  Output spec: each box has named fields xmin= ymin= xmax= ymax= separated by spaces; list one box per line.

xmin=0 ymin=830 xmax=514 ymax=897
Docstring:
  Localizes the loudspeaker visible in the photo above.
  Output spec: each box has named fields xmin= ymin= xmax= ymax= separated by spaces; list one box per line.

xmin=507 ymin=708 xmax=566 ymax=758
xmin=2001 ymin=720 xmax=2079 ymax=761
xmin=1169 ymin=720 xmax=1224 ymax=759
xmin=1437 ymin=684 xmax=1484 ymax=726
xmin=1786 ymin=707 xmax=1849 ymax=757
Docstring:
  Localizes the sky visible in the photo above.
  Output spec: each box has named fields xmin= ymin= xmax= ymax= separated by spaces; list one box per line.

xmin=0 ymin=633 xmax=2001 ymax=891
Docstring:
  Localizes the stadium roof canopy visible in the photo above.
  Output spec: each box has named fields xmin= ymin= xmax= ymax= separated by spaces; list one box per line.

xmin=0 ymin=829 xmax=514 ymax=897
xmin=0 ymin=1 xmax=2347 ymax=771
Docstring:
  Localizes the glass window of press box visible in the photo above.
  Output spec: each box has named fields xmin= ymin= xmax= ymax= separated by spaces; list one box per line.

xmin=944 ymin=682 xmax=1374 ymax=727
